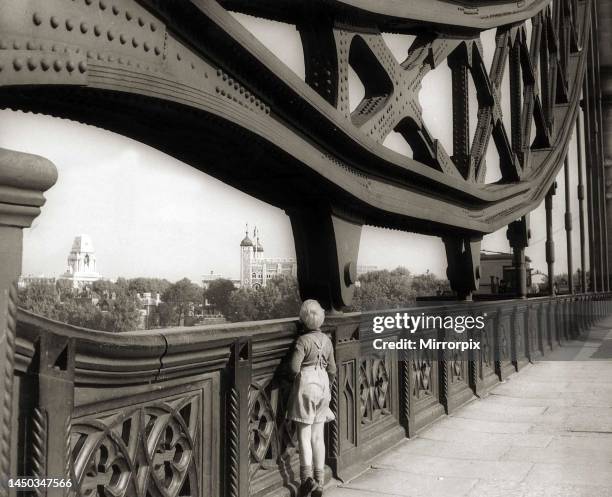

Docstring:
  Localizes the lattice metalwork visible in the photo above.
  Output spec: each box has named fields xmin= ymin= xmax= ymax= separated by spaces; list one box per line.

xmin=0 ymin=0 xmax=597 ymax=308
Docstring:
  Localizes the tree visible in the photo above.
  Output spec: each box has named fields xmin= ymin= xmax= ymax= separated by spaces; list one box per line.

xmin=162 ymin=278 xmax=202 ymax=326
xmin=18 ymin=281 xmax=61 ymax=319
xmin=91 ymin=279 xmax=115 ymax=297
xmin=205 ymin=278 xmax=236 ymax=316
xmin=102 ymin=294 xmax=141 ymax=332
xmin=127 ymin=277 xmax=172 ymax=296
xmin=411 ymin=271 xmax=450 ymax=297
xmin=350 ymin=267 xmax=414 ymax=311
xmin=226 ymin=275 xmax=302 ymax=322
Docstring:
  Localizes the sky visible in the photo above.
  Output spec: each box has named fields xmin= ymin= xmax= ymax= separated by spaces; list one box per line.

xmin=0 ymin=14 xmax=586 ymax=283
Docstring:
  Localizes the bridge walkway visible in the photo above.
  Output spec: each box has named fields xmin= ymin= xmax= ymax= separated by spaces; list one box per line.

xmin=326 ymin=317 xmax=612 ymax=497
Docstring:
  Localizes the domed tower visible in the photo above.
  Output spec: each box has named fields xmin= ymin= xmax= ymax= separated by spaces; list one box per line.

xmin=61 ymin=234 xmax=101 ymax=288
xmin=240 ymin=225 xmax=254 ymax=287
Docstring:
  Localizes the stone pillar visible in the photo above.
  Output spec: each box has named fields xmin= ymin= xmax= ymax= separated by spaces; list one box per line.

xmin=0 ymin=148 xmax=57 ymax=494
xmin=507 ymin=216 xmax=530 ymax=298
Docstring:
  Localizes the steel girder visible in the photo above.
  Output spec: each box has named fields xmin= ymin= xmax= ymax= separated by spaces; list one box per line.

xmin=0 ymin=0 xmax=593 ymax=307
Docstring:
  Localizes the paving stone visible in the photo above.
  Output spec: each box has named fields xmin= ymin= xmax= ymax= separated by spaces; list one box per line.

xmin=501 ymin=444 xmax=612 ymax=464
xmin=451 ymin=407 xmax=567 ymax=425
xmin=484 ymin=393 xmax=575 ymax=407
xmin=374 ymin=454 xmax=533 ymax=482
xmin=326 ymin=488 xmax=404 ymax=497
xmin=387 ymin=437 xmax=508 ymax=461
xmin=337 ymin=468 xmax=477 ymax=497
xmin=434 ymin=416 xmax=533 ymax=434
xmin=524 ymin=462 xmax=612 ymax=487
xmin=419 ymin=425 xmax=553 ymax=448
xmin=466 ymin=480 xmax=612 ymax=497
xmin=548 ymin=433 xmax=612 ymax=452
xmin=458 ymin=402 xmax=548 ymax=416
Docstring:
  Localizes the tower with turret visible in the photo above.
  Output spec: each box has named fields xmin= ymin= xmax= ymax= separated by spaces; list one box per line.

xmin=240 ymin=225 xmax=254 ymax=288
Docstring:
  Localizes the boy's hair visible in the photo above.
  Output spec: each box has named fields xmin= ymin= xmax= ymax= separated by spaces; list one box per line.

xmin=299 ymin=299 xmax=325 ymax=331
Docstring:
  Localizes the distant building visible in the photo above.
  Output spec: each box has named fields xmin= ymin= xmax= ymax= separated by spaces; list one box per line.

xmin=202 ymin=271 xmax=239 ymax=290
xmin=238 ymin=226 xmax=378 ymax=289
xmin=240 ymin=226 xmax=297 ymax=289
xmin=356 ymin=265 xmax=379 ymax=276
xmin=18 ymin=274 xmax=55 ymax=289
xmin=59 ymin=234 xmax=101 ymax=288
xmin=477 ymin=252 xmax=533 ymax=295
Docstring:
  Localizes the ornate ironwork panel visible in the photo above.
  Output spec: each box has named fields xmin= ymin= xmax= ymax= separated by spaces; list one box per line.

xmin=71 ymin=393 xmax=201 ymax=497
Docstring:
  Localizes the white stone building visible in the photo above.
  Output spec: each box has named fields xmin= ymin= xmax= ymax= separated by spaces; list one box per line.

xmin=59 ymin=234 xmax=101 ymax=288
xmin=239 ymin=226 xmax=297 ymax=289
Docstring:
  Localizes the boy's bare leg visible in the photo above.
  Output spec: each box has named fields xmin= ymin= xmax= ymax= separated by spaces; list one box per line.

xmin=311 ymin=422 xmax=325 ymax=488
xmin=297 ymin=422 xmax=314 ymax=482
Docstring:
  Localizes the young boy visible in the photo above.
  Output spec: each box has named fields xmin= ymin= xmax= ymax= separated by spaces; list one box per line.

xmin=287 ymin=300 xmax=336 ymax=497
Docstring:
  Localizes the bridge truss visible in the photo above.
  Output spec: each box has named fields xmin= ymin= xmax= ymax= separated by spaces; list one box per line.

xmin=0 ymin=1 xmax=611 ymax=496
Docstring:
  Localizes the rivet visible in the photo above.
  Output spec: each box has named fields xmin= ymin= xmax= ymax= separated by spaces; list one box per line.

xmin=150 ymin=23 xmax=156 ymax=32
xmin=66 ymin=60 xmax=75 ymax=72
xmin=154 ymin=46 xmax=161 ymax=56
xmin=112 ymin=5 xmax=119 ymax=15
xmin=33 ymin=13 xmax=43 ymax=26
xmin=50 ymin=16 xmax=59 ymax=28
xmin=27 ymin=57 xmax=37 ymax=70
xmin=53 ymin=60 xmax=63 ymax=71
xmin=0 ymin=41 xmax=6 ymax=49
xmin=125 ymin=11 xmax=132 ymax=20
xmin=99 ymin=0 xmax=107 ymax=9
xmin=108 ymin=55 xmax=115 ymax=62
xmin=27 ymin=41 xmax=37 ymax=50
xmin=80 ymin=22 xmax=89 ymax=33
xmin=132 ymin=38 xmax=139 ymax=47
xmin=119 ymin=34 xmax=126 ymax=44
xmin=118 ymin=57 xmax=124 ymax=64
xmin=138 ymin=17 xmax=145 ymax=27
xmin=191 ymin=62 xmax=195 ymax=69
xmin=79 ymin=61 xmax=86 ymax=73
xmin=107 ymin=30 xmax=115 ymax=41
xmin=13 ymin=41 xmax=22 ymax=49
xmin=94 ymin=25 xmax=101 ymax=36
xmin=176 ymin=53 xmax=181 ymax=61
xmin=40 ymin=58 xmax=50 ymax=70
xmin=66 ymin=19 xmax=74 ymax=31
xmin=13 ymin=58 xmax=24 ymax=71
xmin=87 ymin=50 xmax=94 ymax=58
xmin=143 ymin=42 xmax=150 ymax=52
xmin=85 ymin=0 xmax=93 ymax=5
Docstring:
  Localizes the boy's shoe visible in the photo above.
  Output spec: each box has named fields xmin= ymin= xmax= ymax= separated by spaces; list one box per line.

xmin=299 ymin=477 xmax=318 ymax=497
